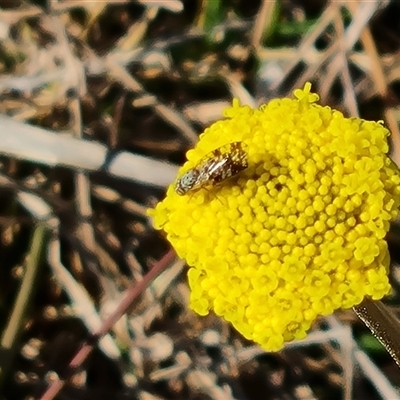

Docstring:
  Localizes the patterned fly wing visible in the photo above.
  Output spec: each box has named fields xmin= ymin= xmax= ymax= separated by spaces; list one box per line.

xmin=175 ymin=142 xmax=248 ymax=195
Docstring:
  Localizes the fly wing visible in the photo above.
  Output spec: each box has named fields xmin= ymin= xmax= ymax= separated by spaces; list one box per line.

xmin=207 ymin=156 xmax=230 ymax=176
xmin=195 ymin=142 xmax=248 ymax=187
xmin=193 ymin=157 xmax=229 ymax=187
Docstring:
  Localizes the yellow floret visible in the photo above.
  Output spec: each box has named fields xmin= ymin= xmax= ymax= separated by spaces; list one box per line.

xmin=150 ymin=82 xmax=400 ymax=351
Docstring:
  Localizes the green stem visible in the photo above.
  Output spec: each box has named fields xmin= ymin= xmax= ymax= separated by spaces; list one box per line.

xmin=0 ymin=224 xmax=47 ymax=387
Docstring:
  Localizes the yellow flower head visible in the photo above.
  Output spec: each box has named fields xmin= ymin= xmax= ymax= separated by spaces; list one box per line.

xmin=150 ymin=83 xmax=400 ymax=351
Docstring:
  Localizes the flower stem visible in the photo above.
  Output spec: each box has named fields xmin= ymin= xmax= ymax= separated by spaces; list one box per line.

xmin=353 ymin=298 xmax=400 ymax=368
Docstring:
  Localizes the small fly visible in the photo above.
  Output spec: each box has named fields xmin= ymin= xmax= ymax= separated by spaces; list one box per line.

xmin=175 ymin=142 xmax=248 ymax=196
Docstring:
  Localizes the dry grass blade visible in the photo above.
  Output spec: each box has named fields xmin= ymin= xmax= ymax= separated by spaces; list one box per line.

xmin=0 ymin=114 xmax=177 ymax=187
xmin=0 ymin=0 xmax=400 ymax=399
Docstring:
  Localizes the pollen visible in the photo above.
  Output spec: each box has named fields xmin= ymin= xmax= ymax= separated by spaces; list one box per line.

xmin=150 ymin=83 xmax=400 ymax=351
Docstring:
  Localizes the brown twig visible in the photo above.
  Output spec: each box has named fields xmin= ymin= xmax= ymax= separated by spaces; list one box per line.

xmin=39 ymin=249 xmax=177 ymax=400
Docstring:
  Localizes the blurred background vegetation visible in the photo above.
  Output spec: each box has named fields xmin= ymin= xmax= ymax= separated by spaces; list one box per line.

xmin=1 ymin=0 xmax=400 ymax=399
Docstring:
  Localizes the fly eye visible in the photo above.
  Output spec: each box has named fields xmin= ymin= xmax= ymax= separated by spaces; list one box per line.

xmin=182 ymin=170 xmax=199 ymax=185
